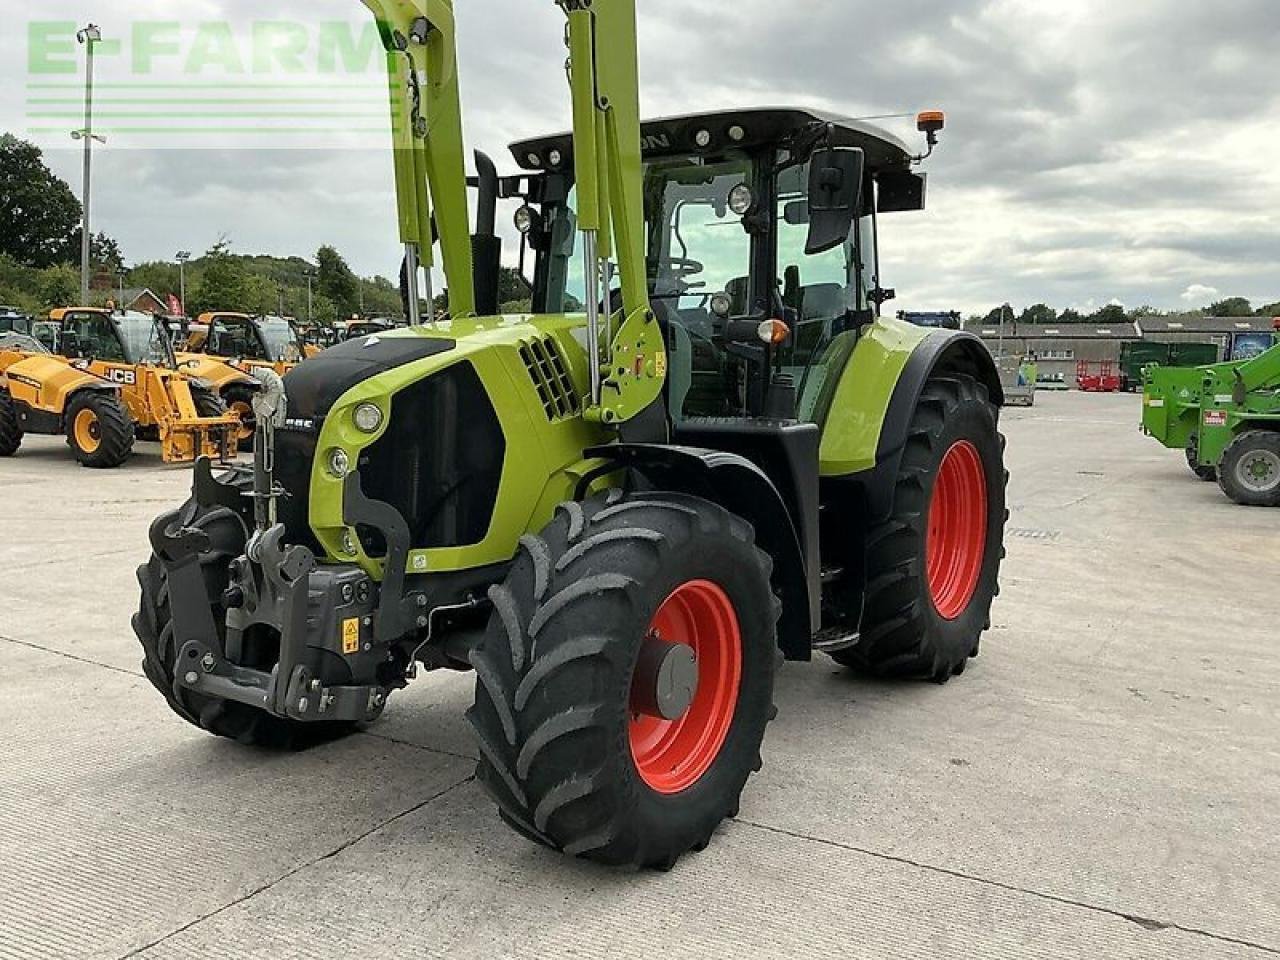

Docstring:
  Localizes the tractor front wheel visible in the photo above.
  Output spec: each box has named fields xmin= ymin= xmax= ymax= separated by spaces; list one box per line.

xmin=0 ymin=390 xmax=23 ymax=457
xmin=1218 ymin=430 xmax=1280 ymax=507
xmin=66 ymin=391 xmax=134 ymax=468
xmin=132 ymin=493 xmax=359 ymax=748
xmin=833 ymin=374 xmax=1007 ymax=682
xmin=1186 ymin=434 xmax=1217 ymax=482
xmin=468 ymin=492 xmax=779 ymax=870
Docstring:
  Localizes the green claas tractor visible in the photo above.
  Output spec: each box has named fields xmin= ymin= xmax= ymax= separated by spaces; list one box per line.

xmin=133 ymin=0 xmax=1007 ymax=869
xmin=1143 ymin=337 xmax=1280 ymax=506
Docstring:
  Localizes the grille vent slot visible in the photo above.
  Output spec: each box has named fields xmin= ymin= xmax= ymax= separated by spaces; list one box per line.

xmin=520 ymin=337 xmax=580 ymax=421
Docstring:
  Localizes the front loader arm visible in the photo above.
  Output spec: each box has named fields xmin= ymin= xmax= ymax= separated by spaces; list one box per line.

xmin=363 ymin=0 xmax=475 ymax=318
xmin=561 ymin=0 xmax=666 ymax=426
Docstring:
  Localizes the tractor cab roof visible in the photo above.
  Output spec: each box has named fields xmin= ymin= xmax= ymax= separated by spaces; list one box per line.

xmin=197 ymin=312 xmax=254 ymax=324
xmin=510 ymin=107 xmax=916 ymax=174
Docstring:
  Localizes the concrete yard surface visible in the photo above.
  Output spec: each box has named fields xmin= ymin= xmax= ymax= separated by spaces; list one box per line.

xmin=0 ymin=390 xmax=1276 ymax=959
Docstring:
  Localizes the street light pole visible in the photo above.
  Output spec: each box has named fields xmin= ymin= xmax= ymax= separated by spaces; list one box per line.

xmin=304 ymin=271 xmax=316 ymax=323
xmin=175 ymin=251 xmax=191 ymax=316
xmin=75 ymin=24 xmax=102 ymax=305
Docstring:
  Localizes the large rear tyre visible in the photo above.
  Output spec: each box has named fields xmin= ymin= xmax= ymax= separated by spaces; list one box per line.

xmin=132 ymin=494 xmax=358 ymax=748
xmin=1217 ymin=430 xmax=1280 ymax=507
xmin=223 ymin=383 xmax=258 ymax=453
xmin=832 ymin=374 xmax=1007 ymax=682
xmin=65 ymin=391 xmax=134 ymax=468
xmin=468 ymin=492 xmax=779 ymax=870
xmin=0 ymin=390 xmax=22 ymax=456
xmin=1186 ymin=434 xmax=1217 ymax=482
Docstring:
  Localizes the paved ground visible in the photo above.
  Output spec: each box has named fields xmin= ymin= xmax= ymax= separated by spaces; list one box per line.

xmin=1 ymin=390 xmax=1276 ymax=959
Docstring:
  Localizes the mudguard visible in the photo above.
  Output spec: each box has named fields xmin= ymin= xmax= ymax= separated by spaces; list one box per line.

xmin=822 ymin=321 xmax=1001 ymax=523
xmin=584 ymin=442 xmax=814 ymax=661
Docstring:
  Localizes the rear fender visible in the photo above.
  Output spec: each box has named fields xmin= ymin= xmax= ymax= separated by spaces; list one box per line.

xmin=825 ymin=326 xmax=1001 ymax=523
xmin=583 ymin=443 xmax=813 ymax=661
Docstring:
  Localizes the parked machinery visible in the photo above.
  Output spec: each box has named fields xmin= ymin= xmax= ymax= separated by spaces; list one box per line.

xmin=0 ymin=308 xmax=239 ymax=467
xmin=1143 ymin=336 xmax=1280 ymax=505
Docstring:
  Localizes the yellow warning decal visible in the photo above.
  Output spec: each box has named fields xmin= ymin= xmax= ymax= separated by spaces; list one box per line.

xmin=342 ymin=617 xmax=360 ymax=655
xmin=655 ymin=351 xmax=667 ymax=379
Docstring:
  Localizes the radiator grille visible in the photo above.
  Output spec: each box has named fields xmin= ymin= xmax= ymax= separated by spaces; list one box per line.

xmin=519 ymin=337 xmax=579 ymax=421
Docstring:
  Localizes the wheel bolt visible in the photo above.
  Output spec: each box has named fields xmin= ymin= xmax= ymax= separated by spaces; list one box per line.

xmin=183 ymin=671 xmax=199 ymax=685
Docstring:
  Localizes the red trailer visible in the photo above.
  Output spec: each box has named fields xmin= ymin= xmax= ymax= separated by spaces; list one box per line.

xmin=1077 ymin=360 xmax=1122 ymax=392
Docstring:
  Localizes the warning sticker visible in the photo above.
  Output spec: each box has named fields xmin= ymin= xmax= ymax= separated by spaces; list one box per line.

xmin=655 ymin=352 xmax=667 ymax=379
xmin=1204 ymin=410 xmax=1229 ymax=427
xmin=342 ymin=617 xmax=361 ymax=655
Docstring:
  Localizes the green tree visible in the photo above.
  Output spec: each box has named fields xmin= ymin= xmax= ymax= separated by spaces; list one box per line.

xmin=981 ymin=304 xmax=1014 ymax=326
xmin=189 ymin=240 xmax=250 ymax=315
xmin=1058 ymin=308 xmax=1084 ymax=323
xmin=1018 ymin=303 xmax=1057 ymax=326
xmin=1208 ymin=297 xmax=1253 ymax=317
xmin=39 ymin=264 xmax=78 ymax=308
xmin=1128 ymin=305 xmax=1164 ymax=320
xmin=0 ymin=134 xmax=82 ymax=268
xmin=1087 ymin=304 xmax=1128 ymax=324
xmin=316 ymin=245 xmax=359 ymax=316
xmin=1256 ymin=301 xmax=1280 ymax=318
xmin=128 ymin=261 xmax=181 ymax=299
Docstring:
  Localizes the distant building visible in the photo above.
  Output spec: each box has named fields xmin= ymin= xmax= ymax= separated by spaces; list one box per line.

xmin=1135 ymin=315 xmax=1277 ymax=361
xmin=116 ymin=288 xmax=167 ymax=315
xmin=966 ymin=321 xmax=1142 ymax=384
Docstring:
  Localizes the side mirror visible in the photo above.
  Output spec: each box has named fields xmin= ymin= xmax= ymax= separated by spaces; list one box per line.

xmin=806 ymin=147 xmax=865 ymax=255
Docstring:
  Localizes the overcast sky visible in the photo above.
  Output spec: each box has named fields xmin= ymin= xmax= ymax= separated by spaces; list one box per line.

xmin=3 ymin=0 xmax=1278 ymax=316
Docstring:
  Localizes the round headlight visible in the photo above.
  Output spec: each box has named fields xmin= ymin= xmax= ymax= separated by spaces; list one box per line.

xmin=548 ymin=148 xmax=563 ymax=167
xmin=327 ymin=448 xmax=351 ymax=478
xmin=728 ymin=125 xmax=746 ymax=143
xmin=525 ymin=152 xmax=541 ymax=167
xmin=341 ymin=530 xmax=358 ymax=557
xmin=694 ymin=129 xmax=713 ymax=148
xmin=710 ymin=294 xmax=732 ymax=319
xmin=353 ymin=403 xmax=383 ymax=434
xmin=728 ymin=183 xmax=755 ymax=216
xmin=514 ymin=205 xmax=537 ymax=235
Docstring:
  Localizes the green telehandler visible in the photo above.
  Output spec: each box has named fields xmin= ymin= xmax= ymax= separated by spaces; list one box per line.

xmin=133 ymin=0 xmax=1008 ymax=869
xmin=1143 ymin=335 xmax=1280 ymax=506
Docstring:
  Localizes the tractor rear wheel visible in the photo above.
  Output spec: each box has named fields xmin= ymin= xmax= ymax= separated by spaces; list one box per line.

xmin=1218 ymin=430 xmax=1280 ymax=507
xmin=192 ymin=384 xmax=228 ymax=419
xmin=132 ymin=493 xmax=359 ymax=748
xmin=467 ymin=492 xmax=779 ymax=870
xmin=66 ymin=391 xmax=134 ymax=468
xmin=1186 ymin=434 xmax=1217 ymax=482
xmin=0 ymin=390 xmax=22 ymax=456
xmin=223 ymin=384 xmax=258 ymax=452
xmin=832 ymin=374 xmax=1007 ymax=682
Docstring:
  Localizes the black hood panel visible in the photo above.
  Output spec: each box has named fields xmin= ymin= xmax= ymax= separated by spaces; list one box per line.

xmin=284 ymin=334 xmax=456 ymax=421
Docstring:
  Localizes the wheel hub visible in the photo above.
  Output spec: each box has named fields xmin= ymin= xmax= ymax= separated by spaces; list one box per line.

xmin=1238 ymin=450 xmax=1280 ymax=492
xmin=632 ymin=638 xmax=698 ymax=721
xmin=629 ymin=580 xmax=741 ymax=795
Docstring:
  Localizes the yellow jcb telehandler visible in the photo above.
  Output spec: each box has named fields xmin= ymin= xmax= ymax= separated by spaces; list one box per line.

xmin=176 ymin=312 xmax=316 ymax=446
xmin=0 ymin=308 xmax=241 ymax=467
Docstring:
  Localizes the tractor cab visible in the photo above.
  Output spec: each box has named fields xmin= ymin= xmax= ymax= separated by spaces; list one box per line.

xmin=195 ymin=312 xmax=306 ymax=367
xmin=509 ymin=108 xmax=931 ymax=422
xmin=50 ymin=308 xmax=177 ymax=369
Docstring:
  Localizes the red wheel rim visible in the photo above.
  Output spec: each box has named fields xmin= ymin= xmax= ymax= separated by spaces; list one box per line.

xmin=926 ymin=440 xmax=988 ymax=620
xmin=629 ymin=580 xmax=741 ymax=794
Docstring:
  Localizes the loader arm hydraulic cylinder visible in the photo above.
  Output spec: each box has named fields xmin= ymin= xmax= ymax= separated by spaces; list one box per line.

xmin=560 ymin=0 xmax=665 ymax=426
xmin=363 ymin=0 xmax=475 ymax=320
